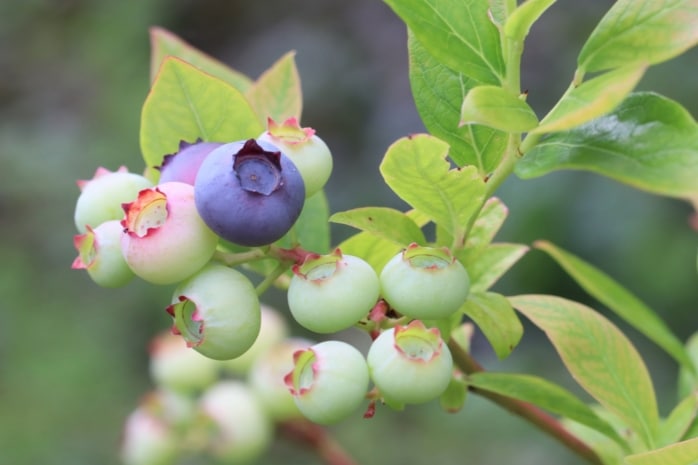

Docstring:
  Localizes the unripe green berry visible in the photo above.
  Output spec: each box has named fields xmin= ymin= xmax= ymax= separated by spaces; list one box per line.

xmin=167 ymin=263 xmax=261 ymax=361
xmin=249 ymin=337 xmax=314 ymax=421
xmin=380 ymin=244 xmax=470 ymax=319
xmin=148 ymin=331 xmax=219 ymax=393
xmin=74 ymin=166 xmax=152 ymax=233
xmin=218 ymin=304 xmax=289 ymax=375
xmin=72 ymin=220 xmax=134 ymax=287
xmin=367 ymin=320 xmax=453 ymax=404
xmin=199 ymin=381 xmax=272 ymax=464
xmin=258 ymin=117 xmax=333 ymax=197
xmin=120 ymin=404 xmax=178 ymax=465
xmin=285 ymin=340 xmax=369 ymax=424
xmin=287 ymin=249 xmax=380 ymax=333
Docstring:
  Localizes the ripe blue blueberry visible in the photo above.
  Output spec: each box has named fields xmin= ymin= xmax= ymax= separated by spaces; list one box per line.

xmin=194 ymin=139 xmax=305 ymax=246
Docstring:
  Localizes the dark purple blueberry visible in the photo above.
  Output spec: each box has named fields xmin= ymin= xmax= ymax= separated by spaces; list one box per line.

xmin=194 ymin=139 xmax=305 ymax=246
xmin=158 ymin=140 xmax=223 ymax=185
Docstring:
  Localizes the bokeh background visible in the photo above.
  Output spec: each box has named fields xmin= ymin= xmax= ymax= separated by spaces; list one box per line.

xmin=1 ymin=0 xmax=696 ymax=464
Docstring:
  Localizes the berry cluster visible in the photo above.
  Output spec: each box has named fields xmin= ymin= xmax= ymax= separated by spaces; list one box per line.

xmin=72 ymin=61 xmax=472 ymax=465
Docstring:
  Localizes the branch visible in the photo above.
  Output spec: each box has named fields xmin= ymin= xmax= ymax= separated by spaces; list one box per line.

xmin=447 ymin=339 xmax=605 ymax=465
xmin=279 ymin=419 xmax=359 ymax=465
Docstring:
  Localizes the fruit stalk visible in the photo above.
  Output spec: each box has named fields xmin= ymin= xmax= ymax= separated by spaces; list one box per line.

xmin=279 ymin=419 xmax=359 ymax=465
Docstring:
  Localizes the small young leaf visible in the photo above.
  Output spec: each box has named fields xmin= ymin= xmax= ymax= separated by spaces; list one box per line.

xmin=516 ymin=92 xmax=698 ymax=199
xmin=149 ymin=27 xmax=253 ymax=92
xmin=141 ymin=57 xmax=262 ymax=168
xmin=487 ymin=0 xmax=508 ymax=28
xmin=330 ymin=207 xmax=426 ymax=247
xmin=379 ymin=134 xmax=487 ymax=246
xmin=467 ymin=372 xmax=627 ymax=448
xmin=577 ymin=0 xmax=698 ymax=73
xmin=510 ymin=294 xmax=660 ymax=449
xmin=659 ymin=392 xmax=698 ymax=446
xmin=534 ymin=240 xmax=694 ymax=372
xmin=408 ymin=33 xmax=507 ymax=173
xmin=532 ymin=64 xmax=646 ymax=134
xmin=440 ymin=378 xmax=467 ymax=413
xmin=504 ymin=0 xmax=556 ymax=41
xmin=385 ymin=0 xmax=505 ymax=84
xmin=245 ymin=51 xmax=302 ymax=126
xmin=460 ymin=85 xmax=539 ymax=133
xmin=459 ymin=243 xmax=529 ymax=293
xmin=336 ymin=232 xmax=401 ymax=273
xmin=625 ymin=437 xmax=698 ymax=465
xmin=461 ymin=292 xmax=523 ymax=359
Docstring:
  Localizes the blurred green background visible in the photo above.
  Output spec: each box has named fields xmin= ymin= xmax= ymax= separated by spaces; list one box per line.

xmin=1 ymin=0 xmax=696 ymax=464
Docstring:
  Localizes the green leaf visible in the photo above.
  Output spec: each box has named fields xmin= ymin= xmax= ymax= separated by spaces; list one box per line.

xmin=659 ymin=392 xmax=698 ymax=446
xmin=577 ymin=0 xmax=698 ymax=73
xmin=467 ymin=372 xmax=627 ymax=447
xmin=510 ymin=294 xmax=660 ymax=449
xmin=625 ymin=438 xmax=698 ymax=465
xmin=336 ymin=232 xmax=401 ymax=273
xmin=465 ymin=197 xmax=510 ymax=251
xmin=534 ymin=240 xmax=693 ymax=372
xmin=458 ymin=243 xmax=529 ymax=293
xmin=516 ymin=92 xmax=698 ymax=200
xmin=532 ymin=64 xmax=646 ymax=134
xmin=379 ymin=134 xmax=487 ymax=245
xmin=385 ymin=0 xmax=505 ymax=84
xmin=149 ymin=27 xmax=253 ymax=92
xmin=678 ymin=333 xmax=698 ymax=400
xmin=329 ymin=207 xmax=426 ymax=247
xmin=408 ymin=33 xmax=507 ymax=173
xmin=291 ymin=190 xmax=330 ymax=254
xmin=460 ymin=85 xmax=539 ymax=133
xmin=440 ymin=378 xmax=467 ymax=413
xmin=245 ymin=51 xmax=302 ymax=126
xmin=504 ymin=0 xmax=556 ymax=41
xmin=140 ymin=57 xmax=262 ymax=168
xmin=461 ymin=292 xmax=523 ymax=359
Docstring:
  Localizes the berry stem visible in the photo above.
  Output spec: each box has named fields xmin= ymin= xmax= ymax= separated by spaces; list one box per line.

xmin=279 ymin=419 xmax=359 ymax=465
xmin=214 ymin=248 xmax=269 ymax=266
xmin=255 ymin=263 xmax=288 ymax=296
xmin=447 ymin=339 xmax=604 ymax=465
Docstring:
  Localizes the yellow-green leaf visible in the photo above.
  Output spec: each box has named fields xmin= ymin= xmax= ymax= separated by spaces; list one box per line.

xmin=379 ymin=134 xmax=486 ymax=246
xmin=460 ymin=85 xmax=539 ymax=133
xmin=534 ymin=240 xmax=693 ymax=371
xmin=140 ymin=57 xmax=262 ymax=168
xmin=330 ymin=207 xmax=426 ymax=247
xmin=149 ymin=27 xmax=252 ymax=92
xmin=467 ymin=372 xmax=627 ymax=448
xmin=510 ymin=294 xmax=660 ymax=449
xmin=504 ymin=0 xmax=556 ymax=41
xmin=245 ymin=51 xmax=302 ymax=126
xmin=461 ymin=292 xmax=523 ymax=359
xmin=625 ymin=437 xmax=698 ymax=465
xmin=578 ymin=0 xmax=698 ymax=73
xmin=532 ymin=64 xmax=646 ymax=134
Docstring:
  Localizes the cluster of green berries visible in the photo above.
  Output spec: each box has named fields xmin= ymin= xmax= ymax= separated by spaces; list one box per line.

xmin=73 ymin=116 xmax=473 ymax=464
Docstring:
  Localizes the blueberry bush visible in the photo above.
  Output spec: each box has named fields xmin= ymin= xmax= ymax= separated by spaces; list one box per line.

xmin=72 ymin=1 xmax=698 ymax=464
